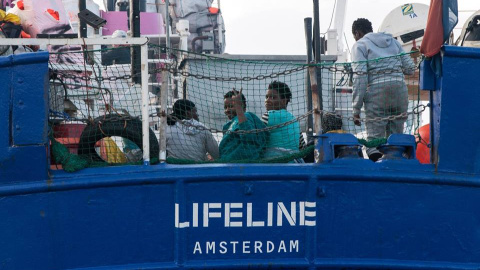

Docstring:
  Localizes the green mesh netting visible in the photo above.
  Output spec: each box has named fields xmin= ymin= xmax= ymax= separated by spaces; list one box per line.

xmin=47 ymin=43 xmax=426 ymax=170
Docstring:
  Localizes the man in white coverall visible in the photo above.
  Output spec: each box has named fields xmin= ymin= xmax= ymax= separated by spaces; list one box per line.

xmin=351 ymin=18 xmax=415 ymax=161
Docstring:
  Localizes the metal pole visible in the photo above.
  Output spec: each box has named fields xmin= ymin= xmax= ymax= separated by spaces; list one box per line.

xmin=313 ymin=0 xmax=321 ymax=64
xmin=430 ymin=91 xmax=435 ymax=165
xmin=304 ymin=18 xmax=314 ymax=141
xmin=165 ymin=0 xmax=171 ymax=50
xmin=79 ymin=0 xmax=87 ymax=37
xmin=163 ymin=0 xmax=172 ymax=121
xmin=217 ymin=0 xmax=223 ymax=52
xmin=141 ymin=44 xmax=151 ymax=165
xmin=313 ymin=0 xmax=323 ymax=134
xmin=106 ymin=0 xmax=115 ymax=11
xmin=130 ymin=0 xmax=141 ymax=84
xmin=159 ymin=71 xmax=169 ymax=162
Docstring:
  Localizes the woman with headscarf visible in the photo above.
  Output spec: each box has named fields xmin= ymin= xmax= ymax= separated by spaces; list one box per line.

xmin=166 ymin=99 xmax=219 ymax=161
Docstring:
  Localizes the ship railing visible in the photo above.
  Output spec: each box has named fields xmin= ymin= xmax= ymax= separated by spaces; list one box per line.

xmin=0 ymin=38 xmax=427 ymax=169
xmin=0 ymin=37 xmax=160 ymax=165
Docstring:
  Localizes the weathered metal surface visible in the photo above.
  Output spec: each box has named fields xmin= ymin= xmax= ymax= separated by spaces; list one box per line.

xmin=0 ymin=52 xmax=49 ymax=183
xmin=2 ymin=164 xmax=480 ymax=269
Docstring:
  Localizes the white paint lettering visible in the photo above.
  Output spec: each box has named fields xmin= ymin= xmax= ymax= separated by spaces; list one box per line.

xmin=278 ymin=240 xmax=286 ymax=253
xmin=225 ymin=203 xmax=243 ymax=227
xmin=192 ymin=240 xmax=300 ymax=255
xmin=267 ymin=202 xmax=273 ymax=226
xmin=224 ymin=203 xmax=230 ymax=227
xmin=277 ymin=202 xmax=296 ymax=226
xmin=243 ymin=241 xmax=251 ymax=253
xmin=299 ymin=201 xmax=305 ymax=226
xmin=230 ymin=241 xmax=238 ymax=254
xmin=206 ymin=241 xmax=215 ymax=254
xmin=203 ymin=203 xmax=221 ymax=227
xmin=193 ymin=242 xmax=202 ymax=254
xmin=254 ymin=241 xmax=263 ymax=253
xmin=247 ymin=203 xmax=265 ymax=227
xmin=290 ymin=240 xmax=299 ymax=252
xmin=175 ymin=201 xmax=317 ymax=229
xmin=219 ymin=241 xmax=228 ymax=254
xmin=175 ymin=203 xmax=190 ymax=228
xmin=305 ymin=201 xmax=316 ymax=226
xmin=193 ymin=203 xmax=198 ymax=227
xmin=267 ymin=241 xmax=274 ymax=253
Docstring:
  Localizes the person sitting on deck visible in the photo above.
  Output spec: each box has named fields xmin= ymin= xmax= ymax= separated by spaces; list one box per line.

xmin=322 ymin=113 xmax=344 ymax=134
xmin=261 ymin=81 xmax=305 ymax=161
xmin=302 ymin=113 xmax=346 ymax=163
xmin=351 ymin=18 xmax=415 ymax=161
xmin=166 ymin=99 xmax=219 ymax=162
xmin=219 ymin=89 xmax=268 ymax=162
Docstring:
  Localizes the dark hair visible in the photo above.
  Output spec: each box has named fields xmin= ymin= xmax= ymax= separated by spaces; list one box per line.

xmin=167 ymin=99 xmax=196 ymax=125
xmin=321 ymin=113 xmax=343 ymax=133
xmin=268 ymin=81 xmax=291 ymax=104
xmin=224 ymin=90 xmax=247 ymax=109
xmin=352 ymin=18 xmax=373 ymax=36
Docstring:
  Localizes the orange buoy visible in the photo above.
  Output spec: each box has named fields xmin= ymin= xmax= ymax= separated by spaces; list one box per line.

xmin=416 ymin=124 xmax=430 ymax=164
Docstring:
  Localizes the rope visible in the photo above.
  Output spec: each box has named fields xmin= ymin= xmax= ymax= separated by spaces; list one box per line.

xmin=358 ymin=138 xmax=387 ymax=148
xmin=167 ymin=145 xmax=315 ymax=164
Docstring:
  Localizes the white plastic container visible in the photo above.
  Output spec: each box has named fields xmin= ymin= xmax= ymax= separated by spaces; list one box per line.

xmin=7 ymin=0 xmax=73 ymax=38
xmin=62 ymin=0 xmax=100 ymax=36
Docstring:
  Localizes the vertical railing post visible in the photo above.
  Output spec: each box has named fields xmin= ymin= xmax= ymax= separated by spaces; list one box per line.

xmin=131 ymin=0 xmax=141 ymax=84
xmin=309 ymin=67 xmax=322 ymax=134
xmin=313 ymin=0 xmax=323 ymax=135
xmin=304 ymin=17 xmax=314 ymax=141
xmin=165 ymin=0 xmax=171 ymax=50
xmin=79 ymin=0 xmax=87 ymax=38
xmin=161 ymin=0 xmax=171 ymax=163
xmin=159 ymin=71 xmax=169 ymax=162
xmin=141 ymin=43 xmax=151 ymax=165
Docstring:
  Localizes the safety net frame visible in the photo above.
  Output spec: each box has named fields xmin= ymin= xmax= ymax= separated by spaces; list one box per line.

xmin=0 ymin=38 xmax=427 ymax=170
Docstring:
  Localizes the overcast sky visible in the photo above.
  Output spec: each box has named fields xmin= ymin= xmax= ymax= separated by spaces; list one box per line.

xmin=92 ymin=0 xmax=480 ymax=56
xmin=220 ymin=0 xmax=480 ymax=56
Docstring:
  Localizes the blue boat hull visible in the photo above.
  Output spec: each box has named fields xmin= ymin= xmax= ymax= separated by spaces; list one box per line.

xmin=0 ymin=163 xmax=479 ymax=269
xmin=1 ymin=46 xmax=480 ymax=269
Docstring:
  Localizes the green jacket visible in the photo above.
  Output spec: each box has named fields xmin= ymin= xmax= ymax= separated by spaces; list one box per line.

xmin=219 ymin=112 xmax=269 ymax=162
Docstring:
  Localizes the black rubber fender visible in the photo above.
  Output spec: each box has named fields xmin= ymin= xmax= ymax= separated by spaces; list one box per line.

xmin=78 ymin=115 xmax=159 ymax=162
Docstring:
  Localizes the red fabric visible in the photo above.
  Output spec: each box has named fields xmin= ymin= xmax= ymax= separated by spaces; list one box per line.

xmin=420 ymin=0 xmax=444 ymax=57
xmin=20 ymin=30 xmax=31 ymax=38
xmin=47 ymin=9 xmax=60 ymax=21
xmin=17 ymin=0 xmax=24 ymax=10
xmin=208 ymin=7 xmax=219 ymax=14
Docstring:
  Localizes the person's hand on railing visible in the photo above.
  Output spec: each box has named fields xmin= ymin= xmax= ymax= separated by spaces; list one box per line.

xmin=410 ymin=46 xmax=421 ymax=61
xmin=353 ymin=114 xmax=361 ymax=126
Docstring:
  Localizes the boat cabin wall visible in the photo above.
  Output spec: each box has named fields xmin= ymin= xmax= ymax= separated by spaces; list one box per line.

xmin=0 ymin=52 xmax=50 ymax=182
xmin=421 ymin=46 xmax=480 ymax=174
